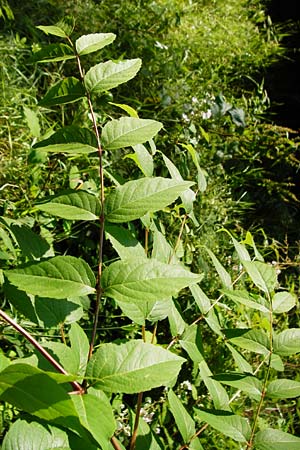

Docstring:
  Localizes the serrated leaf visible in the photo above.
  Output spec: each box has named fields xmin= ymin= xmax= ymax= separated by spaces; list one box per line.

xmin=242 ymin=260 xmax=277 ymax=293
xmin=222 ymin=289 xmax=269 ymax=313
xmin=272 ymin=291 xmax=296 ymax=314
xmin=213 ymin=372 xmax=263 ymax=401
xmin=168 ymin=389 xmax=196 ymax=443
xmin=34 ymin=126 xmax=97 ymax=154
xmin=102 ymin=117 xmax=163 ymax=150
xmin=101 ymin=257 xmax=202 ymax=304
xmin=76 ymin=33 xmax=116 ymax=55
xmin=86 ymin=340 xmax=185 ymax=393
xmin=85 ymin=59 xmax=141 ymax=94
xmin=5 ymin=220 xmax=50 ymax=260
xmin=5 ymin=255 xmax=96 ymax=298
xmin=105 ymin=224 xmax=145 ymax=260
xmin=266 ymin=379 xmax=300 ymax=399
xmin=36 ymin=190 xmax=100 ymax=221
xmin=273 ymin=328 xmax=300 ymax=356
xmin=223 ymin=328 xmax=270 ymax=355
xmin=104 ymin=177 xmax=193 ymax=223
xmin=41 ymin=341 xmax=80 ymax=374
xmin=194 ymin=409 xmax=251 ymax=443
xmin=205 ymin=247 xmax=232 ymax=289
xmin=72 ymin=392 xmax=116 ymax=449
xmin=254 ymin=428 xmax=300 ymax=450
xmin=39 ymin=78 xmax=85 ymax=107
xmin=31 ymin=43 xmax=75 ymax=63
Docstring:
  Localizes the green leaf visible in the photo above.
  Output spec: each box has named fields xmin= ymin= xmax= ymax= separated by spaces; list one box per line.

xmin=198 ymin=360 xmax=230 ymax=410
xmin=105 ymin=224 xmax=146 ymax=260
xmin=69 ymin=323 xmax=90 ymax=377
xmin=273 ymin=328 xmax=300 ymax=356
xmin=72 ymin=392 xmax=116 ymax=449
xmin=23 ymin=107 xmax=40 ymax=138
xmin=104 ymin=177 xmax=193 ymax=223
xmin=101 ymin=257 xmax=202 ymax=304
xmin=129 ymin=408 xmax=164 ymax=450
xmin=132 ymin=144 xmax=154 ymax=177
xmin=254 ymin=428 xmax=300 ymax=450
xmin=5 ymin=255 xmax=96 ymax=298
xmin=34 ymin=126 xmax=97 ymax=154
xmin=0 ymin=364 xmax=79 ymax=428
xmin=242 ymin=260 xmax=277 ymax=293
xmin=222 ymin=289 xmax=269 ymax=313
xmin=35 ymin=296 xmax=84 ymax=327
xmin=272 ymin=291 xmax=296 ymax=314
xmin=225 ymin=343 xmax=253 ymax=374
xmin=76 ymin=33 xmax=116 ymax=55
xmin=213 ymin=372 xmax=263 ymax=401
xmin=152 ymin=227 xmax=178 ymax=265
xmin=41 ymin=341 xmax=80 ymax=374
xmin=86 ymin=340 xmax=185 ymax=393
xmin=223 ymin=328 xmax=270 ymax=355
xmin=36 ymin=190 xmax=100 ymax=221
xmin=179 ymin=143 xmax=207 ymax=192
xmin=168 ymin=301 xmax=186 ymax=336
xmin=231 ymin=235 xmax=251 ymax=261
xmin=194 ymin=409 xmax=251 ymax=443
xmin=109 ymin=102 xmax=139 ymax=118
xmin=179 ymin=324 xmax=204 ymax=366
xmin=168 ymin=389 xmax=196 ymax=443
xmin=39 ymin=77 xmax=85 ymax=107
xmin=190 ymin=284 xmax=211 ymax=314
xmin=270 ymin=353 xmax=284 ymax=372
xmin=102 ymin=117 xmax=163 ymax=150
xmin=205 ymin=247 xmax=232 ymax=289
xmin=266 ymin=379 xmax=300 ymax=399
xmin=31 ymin=43 xmax=75 ymax=63
xmin=37 ymin=18 xmax=74 ymax=38
xmin=85 ymin=59 xmax=141 ymax=94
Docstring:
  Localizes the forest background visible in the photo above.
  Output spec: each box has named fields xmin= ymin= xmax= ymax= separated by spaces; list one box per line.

xmin=0 ymin=0 xmax=299 ymax=449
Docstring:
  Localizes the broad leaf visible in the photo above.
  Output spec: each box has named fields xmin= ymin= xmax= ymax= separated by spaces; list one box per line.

xmin=105 ymin=224 xmax=145 ymax=260
xmin=36 ymin=190 xmax=100 ymax=221
xmin=115 ymin=298 xmax=154 ymax=325
xmin=5 ymin=255 xmax=96 ymax=298
xmin=5 ymin=220 xmax=51 ymax=260
xmin=35 ymin=296 xmax=84 ymax=327
xmin=101 ymin=257 xmax=201 ymax=304
xmin=222 ymin=289 xmax=269 ymax=313
xmin=242 ymin=260 xmax=277 ymax=293
xmin=37 ymin=18 xmax=74 ymax=38
xmin=223 ymin=328 xmax=270 ymax=355
xmin=254 ymin=428 xmax=300 ymax=450
xmin=86 ymin=340 xmax=185 ymax=393
xmin=76 ymin=33 xmax=116 ymax=55
xmin=85 ymin=59 xmax=141 ymax=93
xmin=104 ymin=177 xmax=193 ymax=223
xmin=213 ymin=372 xmax=263 ymax=401
xmin=231 ymin=235 xmax=251 ymax=261
xmin=69 ymin=323 xmax=90 ymax=377
xmin=273 ymin=328 xmax=300 ymax=356
xmin=102 ymin=117 xmax=163 ymax=150
xmin=168 ymin=301 xmax=186 ymax=336
xmin=72 ymin=392 xmax=116 ymax=449
xmin=194 ymin=409 xmax=251 ymax=443
xmin=272 ymin=291 xmax=296 ymax=314
xmin=168 ymin=389 xmax=196 ymax=443
xmin=266 ymin=379 xmax=300 ymax=399
xmin=225 ymin=343 xmax=253 ymax=374
xmin=179 ymin=324 xmax=204 ymax=366
xmin=152 ymin=228 xmax=178 ymax=264
xmin=34 ymin=126 xmax=97 ymax=154
xmin=39 ymin=77 xmax=85 ymax=107
xmin=31 ymin=43 xmax=75 ymax=63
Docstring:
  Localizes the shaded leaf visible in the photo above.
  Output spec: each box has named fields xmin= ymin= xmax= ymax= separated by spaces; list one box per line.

xmin=198 ymin=360 xmax=230 ymax=410
xmin=225 ymin=343 xmax=253 ymax=374
xmin=213 ymin=372 xmax=263 ymax=401
xmin=35 ymin=296 xmax=84 ymax=327
xmin=205 ymin=247 xmax=232 ymax=289
xmin=39 ymin=78 xmax=85 ymax=107
xmin=168 ymin=389 xmax=196 ymax=443
xmin=34 ymin=126 xmax=97 ymax=154
xmin=76 ymin=33 xmax=116 ymax=55
xmin=132 ymin=144 xmax=154 ymax=177
xmin=31 ymin=43 xmax=75 ymax=63
xmin=105 ymin=224 xmax=145 ymax=260
xmin=222 ymin=289 xmax=269 ymax=313
xmin=254 ymin=428 xmax=300 ymax=450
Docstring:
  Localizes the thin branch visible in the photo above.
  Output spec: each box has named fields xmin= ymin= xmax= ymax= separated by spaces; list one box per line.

xmin=0 ymin=309 xmax=83 ymax=394
xmin=129 ymin=391 xmax=144 ymax=450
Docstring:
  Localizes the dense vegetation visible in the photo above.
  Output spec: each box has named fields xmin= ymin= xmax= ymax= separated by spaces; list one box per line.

xmin=0 ymin=1 xmax=299 ymax=449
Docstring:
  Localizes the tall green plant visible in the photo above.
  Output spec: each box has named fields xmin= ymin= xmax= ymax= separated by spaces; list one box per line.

xmin=0 ymin=19 xmax=299 ymax=450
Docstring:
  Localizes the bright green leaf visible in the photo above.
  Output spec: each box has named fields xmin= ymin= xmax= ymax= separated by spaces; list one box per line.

xmin=205 ymin=247 xmax=232 ymax=289
xmin=223 ymin=328 xmax=270 ymax=355
xmin=254 ymin=428 xmax=300 ymax=450
xmin=102 ymin=117 xmax=163 ymax=150
xmin=198 ymin=360 xmax=230 ymax=410
xmin=69 ymin=323 xmax=90 ymax=377
xmin=272 ymin=291 xmax=296 ymax=314
xmin=37 ymin=18 xmax=74 ymax=38
xmin=39 ymin=77 xmax=85 ymax=107
xmin=273 ymin=328 xmax=300 ymax=356
xmin=168 ymin=389 xmax=196 ymax=443
xmin=190 ymin=284 xmax=211 ymax=314
xmin=213 ymin=372 xmax=263 ymax=401
xmin=222 ymin=289 xmax=269 ymax=313
xmin=266 ymin=379 xmax=300 ymax=399
xmin=76 ymin=33 xmax=116 ymax=55
xmin=86 ymin=340 xmax=185 ymax=393
xmin=105 ymin=224 xmax=145 ymax=260
xmin=242 ymin=260 xmax=277 ymax=293
xmin=109 ymin=102 xmax=139 ymax=118
xmin=132 ymin=144 xmax=154 ymax=177
xmin=225 ymin=343 xmax=253 ymax=374
xmin=23 ymin=107 xmax=40 ymax=138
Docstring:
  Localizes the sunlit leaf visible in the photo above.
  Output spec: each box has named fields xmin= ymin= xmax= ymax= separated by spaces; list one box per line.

xmin=254 ymin=428 xmax=300 ymax=450
xmin=213 ymin=372 xmax=263 ymax=401
xmin=242 ymin=260 xmax=277 ymax=293
xmin=272 ymin=291 xmax=296 ymax=314
xmin=168 ymin=389 xmax=196 ymax=443
xmin=266 ymin=379 xmax=300 ymax=399
xmin=223 ymin=328 xmax=270 ymax=355
xmin=76 ymin=33 xmax=116 ymax=55
xmin=273 ymin=328 xmax=300 ymax=356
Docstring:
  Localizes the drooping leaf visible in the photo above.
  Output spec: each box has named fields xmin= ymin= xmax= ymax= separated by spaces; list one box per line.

xmin=85 ymin=59 xmax=141 ymax=93
xmin=273 ymin=328 xmax=300 ymax=356
xmin=168 ymin=389 xmax=196 ymax=443
xmin=225 ymin=343 xmax=253 ymax=374
xmin=222 ymin=289 xmax=269 ymax=313
xmin=104 ymin=177 xmax=193 ymax=223
xmin=101 ymin=257 xmax=201 ymax=304
xmin=76 ymin=33 xmax=116 ymax=55
xmin=31 ymin=43 xmax=75 ymax=63
xmin=254 ymin=428 xmax=300 ymax=450
xmin=5 ymin=255 xmax=96 ymax=298
xmin=179 ymin=324 xmax=204 ymax=367
xmin=151 ymin=228 xmax=178 ymax=264
xmin=266 ymin=379 xmax=300 ymax=399
xmin=242 ymin=260 xmax=277 ymax=293
xmin=213 ymin=372 xmax=263 ymax=401
xmin=105 ymin=224 xmax=145 ymax=260
xmin=272 ymin=291 xmax=296 ymax=314
xmin=223 ymin=328 xmax=270 ymax=355
xmin=190 ymin=284 xmax=211 ymax=314
xmin=36 ymin=190 xmax=101 ymax=221
xmin=168 ymin=301 xmax=186 ymax=336
xmin=132 ymin=144 xmax=154 ymax=177
xmin=86 ymin=340 xmax=185 ymax=393
xmin=231 ymin=235 xmax=251 ymax=262
xmin=205 ymin=247 xmax=232 ymax=289
xmin=39 ymin=77 xmax=85 ymax=107
xmin=69 ymin=323 xmax=90 ymax=377
xmin=109 ymin=102 xmax=139 ymax=118
xmin=102 ymin=117 xmax=163 ymax=150
xmin=72 ymin=392 xmax=116 ymax=449
xmin=194 ymin=409 xmax=251 ymax=443
xmin=179 ymin=143 xmax=207 ymax=192
xmin=198 ymin=360 xmax=230 ymax=410
xmin=34 ymin=126 xmax=97 ymax=154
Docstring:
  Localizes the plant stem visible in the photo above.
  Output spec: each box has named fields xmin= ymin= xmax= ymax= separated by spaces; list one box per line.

xmin=129 ymin=391 xmax=144 ymax=450
xmin=110 ymin=436 xmax=123 ymax=450
xmin=0 ymin=309 xmax=83 ymax=394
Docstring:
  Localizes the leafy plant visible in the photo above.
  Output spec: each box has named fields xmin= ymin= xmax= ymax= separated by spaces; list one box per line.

xmin=0 ymin=17 xmax=299 ymax=450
